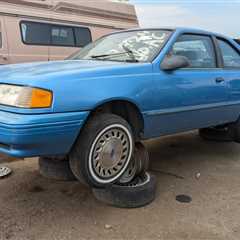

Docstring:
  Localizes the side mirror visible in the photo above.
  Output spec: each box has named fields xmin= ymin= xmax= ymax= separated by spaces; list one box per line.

xmin=160 ymin=55 xmax=190 ymax=71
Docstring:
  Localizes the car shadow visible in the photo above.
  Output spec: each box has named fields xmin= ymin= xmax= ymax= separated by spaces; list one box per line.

xmin=143 ymin=131 xmax=240 ymax=193
xmin=145 ymin=130 xmax=239 ymax=170
xmin=1 ymin=131 xmax=240 ymax=239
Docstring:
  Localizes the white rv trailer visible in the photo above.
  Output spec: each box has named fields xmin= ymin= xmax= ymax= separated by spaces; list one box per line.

xmin=0 ymin=0 xmax=138 ymax=64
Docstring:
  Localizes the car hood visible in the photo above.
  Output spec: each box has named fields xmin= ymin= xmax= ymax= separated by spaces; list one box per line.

xmin=0 ymin=60 xmax=140 ymax=80
xmin=0 ymin=60 xmax=153 ymax=114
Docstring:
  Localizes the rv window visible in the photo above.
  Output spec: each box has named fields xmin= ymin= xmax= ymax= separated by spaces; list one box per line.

xmin=20 ymin=21 xmax=92 ymax=47
xmin=51 ymin=26 xmax=75 ymax=46
xmin=21 ymin=22 xmax=50 ymax=45
xmin=74 ymin=27 xmax=92 ymax=47
xmin=0 ymin=21 xmax=2 ymax=48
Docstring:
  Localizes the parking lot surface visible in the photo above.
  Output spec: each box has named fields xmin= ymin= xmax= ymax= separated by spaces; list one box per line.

xmin=0 ymin=131 xmax=240 ymax=240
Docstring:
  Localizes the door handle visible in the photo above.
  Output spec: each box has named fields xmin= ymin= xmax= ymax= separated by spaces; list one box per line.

xmin=215 ymin=77 xmax=225 ymax=83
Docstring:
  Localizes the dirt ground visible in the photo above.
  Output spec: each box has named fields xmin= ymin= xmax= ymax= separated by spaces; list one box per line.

xmin=0 ymin=131 xmax=240 ymax=240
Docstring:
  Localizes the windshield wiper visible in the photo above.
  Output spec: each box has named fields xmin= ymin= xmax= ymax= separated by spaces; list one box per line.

xmin=91 ymin=49 xmax=139 ymax=62
xmin=121 ymin=44 xmax=138 ymax=62
xmin=91 ymin=52 xmax=129 ymax=59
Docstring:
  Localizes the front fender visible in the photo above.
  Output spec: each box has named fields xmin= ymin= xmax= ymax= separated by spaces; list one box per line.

xmin=50 ymin=64 xmax=154 ymax=113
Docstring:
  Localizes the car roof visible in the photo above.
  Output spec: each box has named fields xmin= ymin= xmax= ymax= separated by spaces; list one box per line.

xmin=114 ymin=27 xmax=231 ymax=39
xmin=174 ymin=27 xmax=229 ymax=38
xmin=102 ymin=27 xmax=240 ymax=51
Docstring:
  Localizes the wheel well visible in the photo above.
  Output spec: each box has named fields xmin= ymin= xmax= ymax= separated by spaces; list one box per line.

xmin=89 ymin=100 xmax=144 ymax=140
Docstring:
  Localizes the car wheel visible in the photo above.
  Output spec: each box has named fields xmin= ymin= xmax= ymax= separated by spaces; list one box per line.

xmin=199 ymin=127 xmax=233 ymax=142
xmin=135 ymin=142 xmax=149 ymax=175
xmin=69 ymin=114 xmax=134 ymax=188
xmin=118 ymin=142 xmax=149 ymax=184
xmin=39 ymin=157 xmax=76 ymax=181
xmin=92 ymin=172 xmax=157 ymax=208
xmin=228 ymin=120 xmax=240 ymax=143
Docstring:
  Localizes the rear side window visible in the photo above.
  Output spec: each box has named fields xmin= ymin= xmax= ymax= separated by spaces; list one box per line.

xmin=235 ymin=39 xmax=240 ymax=45
xmin=74 ymin=27 xmax=92 ymax=47
xmin=171 ymin=34 xmax=216 ymax=68
xmin=20 ymin=21 xmax=91 ymax=47
xmin=21 ymin=22 xmax=50 ymax=45
xmin=51 ymin=26 xmax=74 ymax=46
xmin=217 ymin=38 xmax=240 ymax=68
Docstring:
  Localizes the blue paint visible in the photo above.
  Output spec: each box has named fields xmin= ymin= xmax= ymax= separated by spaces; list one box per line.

xmin=0 ymin=111 xmax=89 ymax=157
xmin=0 ymin=27 xmax=239 ymax=157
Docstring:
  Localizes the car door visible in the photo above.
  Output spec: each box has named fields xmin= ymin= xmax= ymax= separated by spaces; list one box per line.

xmin=216 ymin=37 xmax=240 ymax=121
xmin=0 ymin=16 xmax=9 ymax=65
xmin=149 ymin=33 xmax=229 ymax=137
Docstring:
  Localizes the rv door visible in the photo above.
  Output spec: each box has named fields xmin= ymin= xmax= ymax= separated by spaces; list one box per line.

xmin=0 ymin=16 xmax=9 ymax=65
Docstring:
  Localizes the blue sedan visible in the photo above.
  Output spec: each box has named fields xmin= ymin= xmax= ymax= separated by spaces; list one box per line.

xmin=0 ymin=27 xmax=240 ymax=187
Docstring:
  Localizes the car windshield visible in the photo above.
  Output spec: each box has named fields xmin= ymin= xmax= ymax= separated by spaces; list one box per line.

xmin=69 ymin=30 xmax=172 ymax=63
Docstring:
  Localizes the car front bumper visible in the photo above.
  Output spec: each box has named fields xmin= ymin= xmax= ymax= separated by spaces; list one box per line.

xmin=0 ymin=110 xmax=90 ymax=158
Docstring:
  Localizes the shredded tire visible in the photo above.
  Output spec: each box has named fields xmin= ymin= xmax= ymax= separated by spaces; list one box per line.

xmin=92 ymin=172 xmax=157 ymax=208
xmin=39 ymin=157 xmax=76 ymax=181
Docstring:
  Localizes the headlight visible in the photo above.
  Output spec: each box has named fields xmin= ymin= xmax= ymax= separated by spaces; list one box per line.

xmin=0 ymin=84 xmax=52 ymax=108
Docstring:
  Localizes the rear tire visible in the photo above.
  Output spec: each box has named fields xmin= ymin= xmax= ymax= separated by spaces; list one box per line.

xmin=92 ymin=172 xmax=157 ymax=208
xmin=199 ymin=127 xmax=233 ymax=142
xmin=228 ymin=120 xmax=240 ymax=143
xmin=69 ymin=114 xmax=134 ymax=188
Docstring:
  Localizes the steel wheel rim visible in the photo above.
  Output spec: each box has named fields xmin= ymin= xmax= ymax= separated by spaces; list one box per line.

xmin=118 ymin=172 xmax=150 ymax=187
xmin=88 ymin=124 xmax=133 ymax=184
xmin=0 ymin=166 xmax=12 ymax=178
xmin=119 ymin=142 xmax=149 ymax=184
xmin=119 ymin=156 xmax=137 ymax=184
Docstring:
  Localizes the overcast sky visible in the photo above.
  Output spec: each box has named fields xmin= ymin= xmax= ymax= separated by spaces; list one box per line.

xmin=130 ymin=0 xmax=240 ymax=38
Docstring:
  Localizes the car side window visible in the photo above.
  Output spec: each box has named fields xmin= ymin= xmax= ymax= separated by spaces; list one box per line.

xmin=235 ymin=39 xmax=240 ymax=45
xmin=171 ymin=34 xmax=216 ymax=68
xmin=217 ymin=38 xmax=240 ymax=68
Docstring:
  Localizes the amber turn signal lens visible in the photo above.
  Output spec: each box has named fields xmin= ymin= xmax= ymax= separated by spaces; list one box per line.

xmin=30 ymin=88 xmax=52 ymax=108
xmin=0 ymin=84 xmax=53 ymax=108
